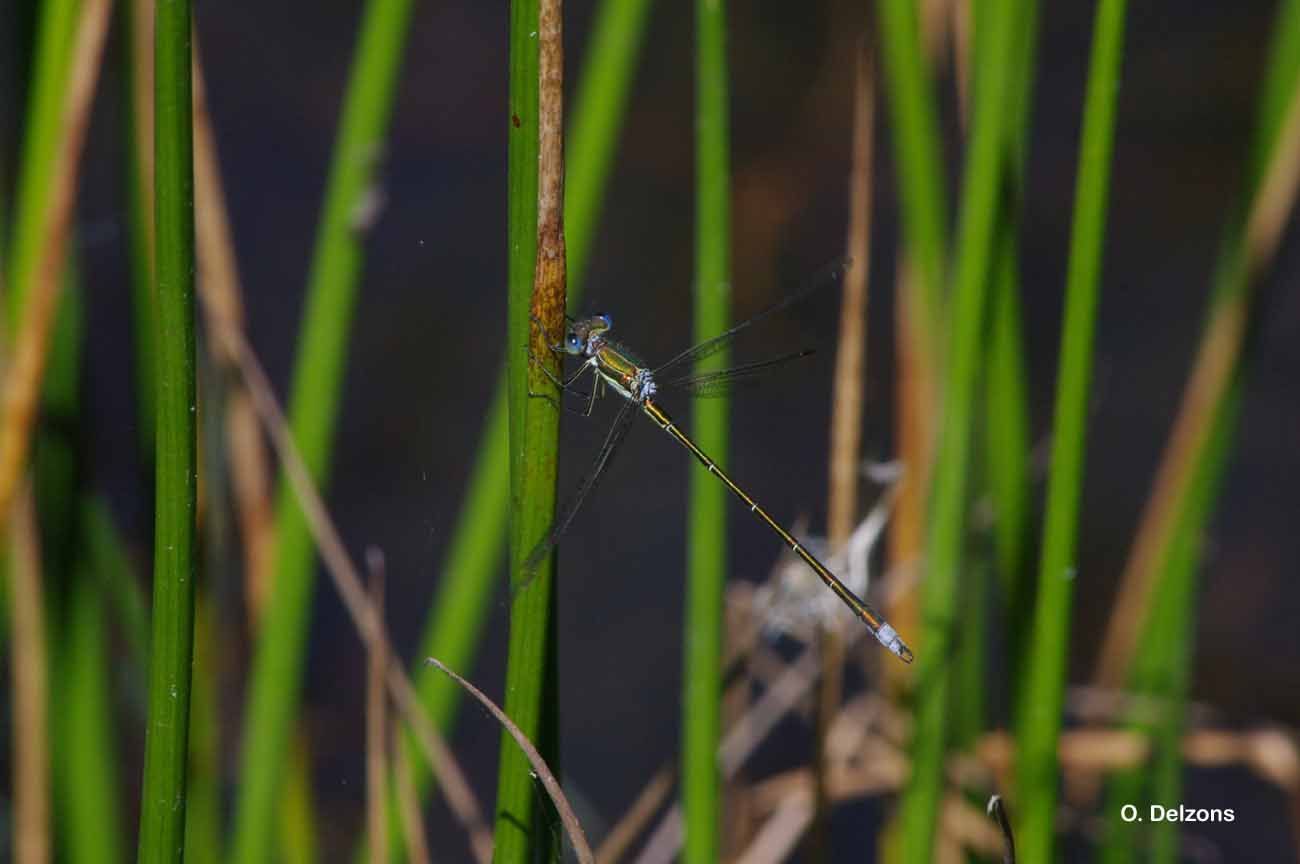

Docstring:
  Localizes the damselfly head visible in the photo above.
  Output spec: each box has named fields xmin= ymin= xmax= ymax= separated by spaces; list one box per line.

xmin=563 ymin=315 xmax=613 ymax=355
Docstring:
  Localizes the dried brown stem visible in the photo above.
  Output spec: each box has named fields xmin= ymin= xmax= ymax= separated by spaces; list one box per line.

xmin=366 ymin=550 xmax=389 ymax=864
xmin=1093 ymin=75 xmax=1300 ymax=689
xmin=829 ymin=41 xmax=876 ymax=548
xmin=810 ymin=41 xmax=878 ymax=860
xmin=886 ymin=256 xmax=933 ymax=683
xmin=532 ymin=0 xmax=567 ymax=346
xmin=426 ymin=657 xmax=595 ymax=864
xmin=220 ymin=325 xmax=493 ymax=863
xmin=979 ymin=727 xmax=1299 ymax=790
xmin=596 ymin=767 xmax=676 ymax=864
xmin=10 ymin=489 xmax=49 ymax=864
xmin=192 ymin=41 xmax=276 ymax=623
xmin=0 ymin=0 xmax=112 ymax=533
xmin=1245 ymin=75 xmax=1300 ymax=278
xmin=738 ymin=756 xmax=998 ymax=863
xmin=392 ymin=716 xmax=433 ymax=864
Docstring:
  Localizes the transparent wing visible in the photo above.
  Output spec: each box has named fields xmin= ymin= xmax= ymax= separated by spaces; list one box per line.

xmin=653 ymin=257 xmax=849 ymax=376
xmin=523 ymin=395 xmax=640 ymax=574
xmin=662 ymin=349 xmax=815 ymax=398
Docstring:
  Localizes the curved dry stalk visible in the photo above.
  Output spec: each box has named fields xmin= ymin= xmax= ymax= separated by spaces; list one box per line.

xmin=191 ymin=40 xmax=276 ymax=622
xmin=220 ymin=324 xmax=493 ymax=863
xmin=426 ymin=657 xmax=594 ymax=864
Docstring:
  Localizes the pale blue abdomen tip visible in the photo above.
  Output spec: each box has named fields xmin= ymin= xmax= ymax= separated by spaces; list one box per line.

xmin=875 ymin=624 xmax=915 ymax=663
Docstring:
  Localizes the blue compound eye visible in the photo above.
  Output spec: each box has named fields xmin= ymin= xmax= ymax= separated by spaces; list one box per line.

xmin=565 ymin=333 xmax=582 ymax=353
xmin=598 ymin=314 xmax=613 ymax=329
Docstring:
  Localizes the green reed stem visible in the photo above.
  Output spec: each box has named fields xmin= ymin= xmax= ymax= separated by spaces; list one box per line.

xmin=682 ymin=0 xmax=731 ymax=860
xmin=1098 ymin=382 xmax=1237 ymax=864
xmin=1100 ymin=7 xmax=1300 ymax=857
xmin=1013 ymin=0 xmax=1126 ymax=858
xmin=494 ymin=0 xmax=565 ymax=858
xmin=59 ymin=541 xmax=122 ymax=864
xmin=46 ymin=287 xmax=119 ymax=864
xmin=136 ymin=0 xmax=197 ymax=857
xmin=897 ymin=0 xmax=1018 ymax=858
xmin=183 ymin=597 xmax=220 ymax=864
xmin=361 ymin=3 xmax=652 ymax=860
xmin=229 ymin=1 xmax=415 ymax=861
xmin=4 ymin=0 xmax=78 ymax=322
xmin=983 ymin=0 xmax=1038 ymax=661
xmin=876 ymin=0 xmax=948 ymax=331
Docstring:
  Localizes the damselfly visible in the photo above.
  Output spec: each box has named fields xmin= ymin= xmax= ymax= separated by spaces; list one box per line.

xmin=527 ymin=261 xmax=913 ymax=663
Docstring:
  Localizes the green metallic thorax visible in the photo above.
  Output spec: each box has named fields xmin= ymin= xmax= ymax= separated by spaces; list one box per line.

xmin=591 ymin=341 xmax=644 ymax=394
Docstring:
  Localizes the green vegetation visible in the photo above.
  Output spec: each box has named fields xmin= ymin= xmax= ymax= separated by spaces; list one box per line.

xmin=1015 ymin=0 xmax=1127 ymax=857
xmin=137 ymin=0 xmax=199 ymax=857
xmin=1 ymin=2 xmax=1294 ymax=861
xmin=230 ymin=1 xmax=416 ymax=860
xmin=682 ymin=0 xmax=732 ymax=860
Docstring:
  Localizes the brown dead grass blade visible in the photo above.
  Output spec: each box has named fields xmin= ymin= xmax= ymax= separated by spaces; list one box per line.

xmin=425 ymin=657 xmax=595 ymax=864
xmin=220 ymin=324 xmax=494 ymax=863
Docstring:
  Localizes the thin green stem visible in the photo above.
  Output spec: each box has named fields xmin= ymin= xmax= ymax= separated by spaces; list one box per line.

xmin=184 ymin=597 xmax=221 ymax=864
xmin=1013 ymin=0 xmax=1126 ymax=858
xmin=876 ymin=0 xmax=948 ymax=334
xmin=1146 ymin=386 xmax=1234 ymax=862
xmin=683 ymin=0 xmax=730 ymax=861
xmin=1099 ymin=7 xmax=1300 ymax=856
xmin=983 ymin=0 xmax=1038 ymax=664
xmin=1099 ymin=379 xmax=1237 ymax=864
xmin=58 ymin=509 xmax=122 ymax=864
xmin=45 ymin=272 xmax=115 ymax=864
xmin=494 ymin=0 xmax=564 ymax=858
xmin=897 ymin=0 xmax=1018 ymax=857
xmin=229 ymin=1 xmax=415 ymax=860
xmin=876 ymin=0 xmax=951 ymax=701
xmin=4 ymin=0 xmax=79 ymax=322
xmin=137 ymin=0 xmax=197 ymax=856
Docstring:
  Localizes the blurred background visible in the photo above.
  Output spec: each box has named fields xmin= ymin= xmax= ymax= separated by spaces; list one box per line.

xmin=2 ymin=0 xmax=1299 ymax=860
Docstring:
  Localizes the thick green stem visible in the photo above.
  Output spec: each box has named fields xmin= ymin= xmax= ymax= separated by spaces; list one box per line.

xmin=494 ymin=0 xmax=564 ymax=859
xmin=682 ymin=0 xmax=730 ymax=860
xmin=136 ymin=0 xmax=197 ymax=857
xmin=897 ymin=0 xmax=1018 ymax=857
xmin=1014 ymin=0 xmax=1127 ymax=858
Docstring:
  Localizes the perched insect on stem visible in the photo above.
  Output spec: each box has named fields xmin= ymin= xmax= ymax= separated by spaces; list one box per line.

xmin=527 ymin=260 xmax=913 ymax=663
